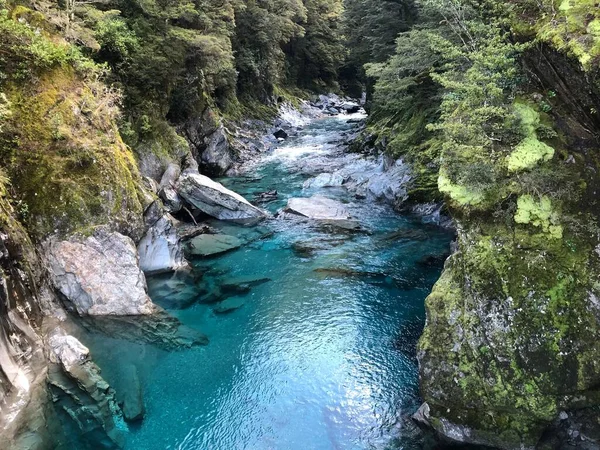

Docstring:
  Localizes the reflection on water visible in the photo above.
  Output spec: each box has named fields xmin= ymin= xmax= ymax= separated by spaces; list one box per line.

xmin=79 ymin=114 xmax=453 ymax=450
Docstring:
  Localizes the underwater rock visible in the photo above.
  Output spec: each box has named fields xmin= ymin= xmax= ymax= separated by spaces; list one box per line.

xmin=213 ymin=297 xmax=245 ymax=314
xmin=284 ymin=196 xmax=352 ymax=221
xmin=253 ymin=190 xmax=278 ymax=203
xmin=220 ymin=276 xmax=271 ymax=292
xmin=78 ymin=311 xmax=208 ymax=350
xmin=176 ymin=172 xmax=267 ymax=224
xmin=118 ymin=364 xmax=145 ymax=423
xmin=48 ymin=228 xmax=156 ymax=316
xmin=184 ymin=234 xmax=242 ymax=257
xmin=47 ymin=328 xmax=125 ymax=449
xmin=138 ymin=214 xmax=187 ymax=274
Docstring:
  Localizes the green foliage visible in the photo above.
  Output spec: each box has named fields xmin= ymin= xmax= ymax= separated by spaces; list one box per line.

xmin=233 ymin=0 xmax=306 ymax=100
xmin=285 ymin=0 xmax=345 ymax=91
xmin=0 ymin=92 xmax=10 ymax=132
xmin=341 ymin=0 xmax=417 ymax=95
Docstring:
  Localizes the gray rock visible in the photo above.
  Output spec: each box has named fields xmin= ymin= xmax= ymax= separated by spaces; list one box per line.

xmin=138 ymin=214 xmax=187 ymax=274
xmin=199 ymin=126 xmax=233 ymax=176
xmin=176 ymin=172 xmax=267 ymax=224
xmin=159 ymin=163 xmax=181 ymax=189
xmin=143 ymin=199 xmax=165 ymax=229
xmin=48 ymin=228 xmax=156 ymax=316
xmin=185 ymin=234 xmax=242 ymax=257
xmin=159 ymin=186 xmax=183 ymax=213
xmin=284 ymin=196 xmax=352 ymax=221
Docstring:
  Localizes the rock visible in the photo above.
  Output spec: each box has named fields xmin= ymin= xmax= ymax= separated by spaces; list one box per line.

xmin=253 ymin=190 xmax=278 ymax=203
xmin=143 ymin=199 xmax=165 ymax=229
xmin=47 ymin=328 xmax=125 ymax=449
xmin=284 ymin=196 xmax=352 ymax=221
xmin=159 ymin=186 xmax=183 ymax=213
xmin=138 ymin=214 xmax=187 ymax=274
xmin=412 ymin=402 xmax=431 ymax=428
xmin=213 ymin=297 xmax=245 ymax=314
xmin=48 ymin=228 xmax=156 ymax=316
xmin=339 ymin=101 xmax=361 ymax=113
xmin=273 ymin=128 xmax=289 ymax=139
xmin=303 ymin=173 xmax=345 ymax=189
xmin=118 ymin=364 xmax=145 ymax=422
xmin=220 ymin=276 xmax=271 ymax=291
xmin=199 ymin=125 xmax=233 ymax=176
xmin=326 ymin=107 xmax=340 ymax=115
xmin=176 ymin=171 xmax=267 ymax=224
xmin=78 ymin=311 xmax=208 ymax=350
xmin=159 ymin=163 xmax=181 ymax=189
xmin=184 ymin=234 xmax=242 ymax=257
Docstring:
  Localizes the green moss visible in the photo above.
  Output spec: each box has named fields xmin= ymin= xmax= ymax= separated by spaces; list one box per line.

xmin=507 ymin=136 xmax=555 ymax=172
xmin=514 ymin=195 xmax=563 ymax=238
xmin=1 ymin=67 xmax=143 ymax=237
xmin=438 ymin=172 xmax=484 ymax=206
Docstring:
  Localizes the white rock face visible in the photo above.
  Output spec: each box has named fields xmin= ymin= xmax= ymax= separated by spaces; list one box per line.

xmin=48 ymin=332 xmax=90 ymax=372
xmin=176 ymin=172 xmax=266 ymax=223
xmin=138 ymin=214 xmax=187 ymax=274
xmin=303 ymin=172 xmax=345 ymax=189
xmin=48 ymin=229 xmax=156 ymax=316
xmin=284 ymin=196 xmax=351 ymax=220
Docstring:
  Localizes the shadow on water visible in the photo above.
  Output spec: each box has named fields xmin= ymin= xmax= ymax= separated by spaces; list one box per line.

xmin=76 ymin=115 xmax=454 ymax=450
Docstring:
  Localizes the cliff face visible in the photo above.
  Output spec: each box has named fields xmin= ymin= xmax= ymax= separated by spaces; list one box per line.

xmin=416 ymin=3 xmax=600 ymax=448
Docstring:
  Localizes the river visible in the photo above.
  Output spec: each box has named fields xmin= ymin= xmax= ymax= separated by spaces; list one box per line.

xmin=79 ymin=113 xmax=453 ymax=450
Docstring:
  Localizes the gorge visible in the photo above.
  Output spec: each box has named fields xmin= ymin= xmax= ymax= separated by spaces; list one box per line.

xmin=1 ymin=0 xmax=600 ymax=449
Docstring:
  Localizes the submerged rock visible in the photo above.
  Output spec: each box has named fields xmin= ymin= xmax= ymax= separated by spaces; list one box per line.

xmin=213 ymin=297 xmax=245 ymax=314
xmin=78 ymin=311 xmax=208 ymax=350
xmin=48 ymin=228 xmax=156 ymax=316
xmin=176 ymin=172 xmax=267 ymax=224
xmin=138 ymin=214 xmax=187 ymax=274
xmin=184 ymin=234 xmax=242 ymax=257
xmin=284 ymin=196 xmax=352 ymax=221
xmin=118 ymin=364 xmax=145 ymax=423
xmin=47 ymin=328 xmax=125 ymax=449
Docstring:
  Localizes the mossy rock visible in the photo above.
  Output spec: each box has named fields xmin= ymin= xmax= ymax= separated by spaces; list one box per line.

xmin=419 ymin=220 xmax=600 ymax=448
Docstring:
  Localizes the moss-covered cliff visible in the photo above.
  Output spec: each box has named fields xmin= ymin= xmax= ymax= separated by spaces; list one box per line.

xmin=359 ymin=0 xmax=600 ymax=447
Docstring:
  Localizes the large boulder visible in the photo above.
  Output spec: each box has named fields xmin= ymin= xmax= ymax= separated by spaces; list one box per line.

xmin=138 ymin=214 xmax=187 ymax=274
xmin=48 ymin=228 xmax=156 ymax=316
xmin=199 ymin=126 xmax=234 ymax=176
xmin=284 ymin=196 xmax=352 ymax=220
xmin=176 ymin=172 xmax=267 ymax=224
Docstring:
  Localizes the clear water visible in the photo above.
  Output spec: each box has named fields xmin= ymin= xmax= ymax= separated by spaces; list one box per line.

xmin=78 ymin=115 xmax=453 ymax=450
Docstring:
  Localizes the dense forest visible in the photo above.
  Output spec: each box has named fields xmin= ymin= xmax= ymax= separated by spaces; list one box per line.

xmin=2 ymin=0 xmax=600 ymax=448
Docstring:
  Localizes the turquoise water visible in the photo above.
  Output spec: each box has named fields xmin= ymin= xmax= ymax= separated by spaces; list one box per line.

xmin=79 ymin=116 xmax=453 ymax=450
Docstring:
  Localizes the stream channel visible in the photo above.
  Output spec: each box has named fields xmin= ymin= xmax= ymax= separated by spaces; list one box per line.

xmin=78 ymin=113 xmax=454 ymax=450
